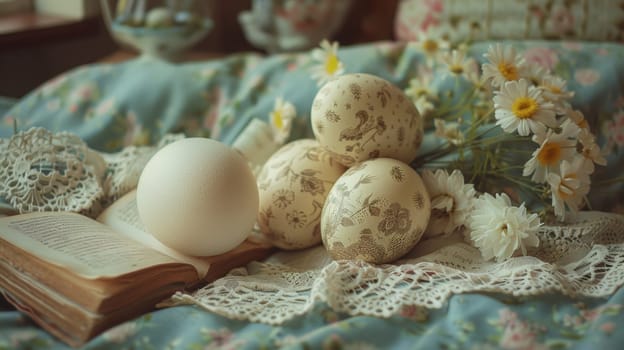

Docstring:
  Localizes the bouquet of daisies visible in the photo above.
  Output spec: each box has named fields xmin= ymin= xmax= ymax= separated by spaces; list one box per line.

xmin=411 ymin=43 xmax=608 ymax=261
xmin=308 ymin=40 xmax=609 ymax=262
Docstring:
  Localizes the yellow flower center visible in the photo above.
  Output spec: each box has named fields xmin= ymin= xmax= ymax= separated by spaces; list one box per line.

xmin=498 ymin=62 xmax=519 ymax=81
xmin=547 ymin=85 xmax=562 ymax=94
xmin=511 ymin=97 xmax=538 ymax=119
xmin=324 ymin=53 xmax=339 ymax=75
xmin=422 ymin=39 xmax=438 ymax=54
xmin=413 ymin=87 xmax=429 ymax=97
xmin=272 ymin=110 xmax=283 ymax=130
xmin=537 ymin=142 xmax=561 ymax=166
xmin=450 ymin=64 xmax=464 ymax=75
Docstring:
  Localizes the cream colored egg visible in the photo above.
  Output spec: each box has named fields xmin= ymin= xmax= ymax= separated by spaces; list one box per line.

xmin=136 ymin=138 xmax=258 ymax=257
xmin=311 ymin=73 xmax=424 ymax=167
xmin=321 ymin=158 xmax=431 ymax=264
xmin=145 ymin=7 xmax=174 ymax=27
xmin=257 ymin=139 xmax=346 ymax=249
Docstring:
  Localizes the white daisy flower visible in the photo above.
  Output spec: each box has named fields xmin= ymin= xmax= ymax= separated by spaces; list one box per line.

xmin=310 ymin=39 xmax=344 ymax=86
xmin=523 ymin=119 xmax=580 ymax=183
xmin=409 ymin=27 xmax=450 ymax=66
xmin=421 ymin=169 xmax=476 ymax=238
xmin=537 ymin=74 xmax=575 ymax=113
xmin=482 ymin=44 xmax=526 ymax=87
xmin=405 ymin=72 xmax=437 ymax=117
xmin=522 ymin=62 xmax=549 ymax=86
xmin=440 ymin=49 xmax=478 ymax=79
xmin=434 ymin=118 xmax=464 ymax=145
xmin=547 ymin=157 xmax=591 ymax=221
xmin=468 ymin=193 xmax=541 ymax=262
xmin=493 ymin=79 xmax=557 ymax=136
xmin=405 ymin=72 xmax=437 ymax=101
xmin=269 ymin=97 xmax=296 ymax=144
xmin=578 ymin=128 xmax=607 ymax=174
xmin=414 ymin=95 xmax=435 ymax=117
xmin=566 ymin=108 xmax=590 ymax=130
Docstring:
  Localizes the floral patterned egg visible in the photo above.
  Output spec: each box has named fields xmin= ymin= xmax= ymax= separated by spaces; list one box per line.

xmin=257 ymin=139 xmax=347 ymax=249
xmin=321 ymin=158 xmax=431 ymax=264
xmin=311 ymin=73 xmax=424 ymax=167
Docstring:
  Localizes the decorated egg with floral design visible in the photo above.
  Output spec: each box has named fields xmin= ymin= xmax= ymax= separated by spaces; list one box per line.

xmin=311 ymin=73 xmax=424 ymax=167
xmin=321 ymin=158 xmax=431 ymax=264
xmin=257 ymin=139 xmax=347 ymax=250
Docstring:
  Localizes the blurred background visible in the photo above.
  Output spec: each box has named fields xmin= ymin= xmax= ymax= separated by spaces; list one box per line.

xmin=0 ymin=0 xmax=399 ymax=98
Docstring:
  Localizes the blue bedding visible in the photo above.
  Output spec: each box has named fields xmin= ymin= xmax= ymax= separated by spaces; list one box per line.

xmin=1 ymin=40 xmax=623 ymax=349
xmin=1 ymin=289 xmax=622 ymax=349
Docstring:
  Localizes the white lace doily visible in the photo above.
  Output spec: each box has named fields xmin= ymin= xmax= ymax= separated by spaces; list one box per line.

xmin=0 ymin=128 xmax=106 ymax=215
xmin=170 ymin=211 xmax=624 ymax=324
xmin=0 ymin=128 xmax=183 ymax=216
xmin=0 ymin=124 xmax=277 ymax=215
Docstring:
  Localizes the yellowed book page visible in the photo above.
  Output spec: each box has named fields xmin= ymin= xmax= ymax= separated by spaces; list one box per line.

xmin=0 ymin=212 xmax=179 ymax=279
xmin=96 ymin=190 xmax=210 ymax=278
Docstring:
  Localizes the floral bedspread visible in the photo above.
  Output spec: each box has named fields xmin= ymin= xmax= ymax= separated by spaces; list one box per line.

xmin=1 ymin=40 xmax=623 ymax=349
xmin=1 ymin=289 xmax=622 ymax=349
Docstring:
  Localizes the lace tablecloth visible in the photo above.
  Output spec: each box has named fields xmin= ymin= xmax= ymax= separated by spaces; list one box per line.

xmin=169 ymin=211 xmax=624 ymax=324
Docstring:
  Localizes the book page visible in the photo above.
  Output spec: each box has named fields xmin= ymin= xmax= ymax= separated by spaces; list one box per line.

xmin=97 ymin=191 xmax=210 ymax=278
xmin=0 ymin=212 xmax=180 ymax=279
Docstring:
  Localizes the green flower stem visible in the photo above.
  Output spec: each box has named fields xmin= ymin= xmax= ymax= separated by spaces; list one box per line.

xmin=434 ymin=88 xmax=486 ymax=120
xmin=433 ymin=89 xmax=477 ymax=116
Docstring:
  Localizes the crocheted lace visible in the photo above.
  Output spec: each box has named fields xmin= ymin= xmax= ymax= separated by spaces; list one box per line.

xmin=0 ymin=128 xmax=182 ymax=216
xmin=170 ymin=211 xmax=624 ymax=324
xmin=0 ymin=121 xmax=278 ymax=215
xmin=0 ymin=128 xmax=106 ymax=214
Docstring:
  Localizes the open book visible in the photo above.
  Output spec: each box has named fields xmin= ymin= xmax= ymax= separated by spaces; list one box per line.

xmin=0 ymin=190 xmax=273 ymax=347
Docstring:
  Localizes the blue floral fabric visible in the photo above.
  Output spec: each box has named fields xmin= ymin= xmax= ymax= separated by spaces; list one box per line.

xmin=1 ymin=40 xmax=623 ymax=349
xmin=2 ymin=40 xmax=623 ymax=210
xmin=2 ymin=289 xmax=623 ymax=349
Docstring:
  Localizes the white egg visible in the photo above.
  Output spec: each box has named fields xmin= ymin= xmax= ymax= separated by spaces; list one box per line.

xmin=311 ymin=73 xmax=424 ymax=167
xmin=136 ymin=138 xmax=258 ymax=256
xmin=257 ymin=139 xmax=346 ymax=249
xmin=321 ymin=158 xmax=431 ymax=264
xmin=145 ymin=7 xmax=174 ymax=27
